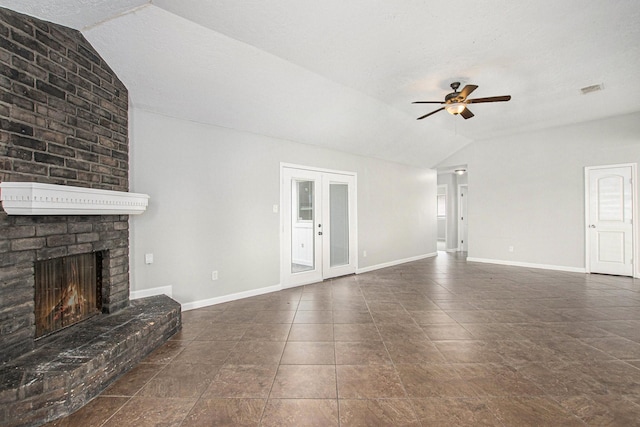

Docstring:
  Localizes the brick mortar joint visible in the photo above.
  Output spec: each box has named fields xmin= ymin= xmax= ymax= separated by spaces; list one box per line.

xmin=1 ymin=4 xmax=132 ymax=364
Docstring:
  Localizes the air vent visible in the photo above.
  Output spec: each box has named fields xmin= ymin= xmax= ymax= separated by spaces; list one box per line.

xmin=580 ymin=83 xmax=603 ymax=94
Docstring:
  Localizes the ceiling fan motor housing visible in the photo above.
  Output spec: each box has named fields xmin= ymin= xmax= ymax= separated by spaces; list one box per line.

xmin=445 ymin=92 xmax=465 ymax=103
xmin=445 ymin=82 xmax=464 ymax=103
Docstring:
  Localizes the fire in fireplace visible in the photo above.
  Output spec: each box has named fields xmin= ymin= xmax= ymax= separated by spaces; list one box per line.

xmin=34 ymin=252 xmax=103 ymax=338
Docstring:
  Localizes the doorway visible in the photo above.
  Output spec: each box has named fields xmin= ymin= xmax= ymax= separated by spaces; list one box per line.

xmin=458 ymin=184 xmax=468 ymax=252
xmin=585 ymin=164 xmax=637 ymax=277
xmin=281 ymin=165 xmax=357 ymax=288
xmin=437 ymin=185 xmax=447 ymax=251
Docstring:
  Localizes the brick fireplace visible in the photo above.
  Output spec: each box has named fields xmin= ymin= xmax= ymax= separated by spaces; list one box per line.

xmin=0 ymin=7 xmax=180 ymax=426
xmin=0 ymin=6 xmax=132 ymax=362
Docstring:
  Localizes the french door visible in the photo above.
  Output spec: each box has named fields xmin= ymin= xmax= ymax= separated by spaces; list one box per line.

xmin=585 ymin=164 xmax=636 ymax=276
xmin=281 ymin=165 xmax=357 ymax=288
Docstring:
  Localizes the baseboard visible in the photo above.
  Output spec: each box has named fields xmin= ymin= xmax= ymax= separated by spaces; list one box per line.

xmin=181 ymin=284 xmax=282 ymax=312
xmin=356 ymin=252 xmax=437 ymax=274
xmin=130 ymin=285 xmax=173 ymax=300
xmin=467 ymin=257 xmax=586 ymax=273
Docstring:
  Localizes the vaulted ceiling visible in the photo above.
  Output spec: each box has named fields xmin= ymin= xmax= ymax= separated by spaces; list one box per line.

xmin=2 ymin=0 xmax=639 ymax=168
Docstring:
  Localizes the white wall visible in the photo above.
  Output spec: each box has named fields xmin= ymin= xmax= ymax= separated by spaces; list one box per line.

xmin=438 ymin=112 xmax=640 ymax=273
xmin=129 ymin=108 xmax=437 ymax=306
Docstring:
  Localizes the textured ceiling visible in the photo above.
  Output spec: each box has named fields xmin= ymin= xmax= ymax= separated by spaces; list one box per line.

xmin=2 ymin=0 xmax=639 ymax=168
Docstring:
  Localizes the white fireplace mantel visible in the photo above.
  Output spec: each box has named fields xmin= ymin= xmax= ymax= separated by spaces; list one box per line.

xmin=0 ymin=182 xmax=149 ymax=215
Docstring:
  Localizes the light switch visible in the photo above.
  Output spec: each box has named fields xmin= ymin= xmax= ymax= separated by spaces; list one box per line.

xmin=145 ymin=253 xmax=154 ymax=264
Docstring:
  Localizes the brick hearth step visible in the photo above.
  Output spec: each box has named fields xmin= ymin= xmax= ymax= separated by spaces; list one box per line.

xmin=0 ymin=295 xmax=181 ymax=427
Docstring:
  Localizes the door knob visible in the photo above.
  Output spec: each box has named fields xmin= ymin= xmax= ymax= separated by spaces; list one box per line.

xmin=589 ymin=225 xmax=596 ymax=228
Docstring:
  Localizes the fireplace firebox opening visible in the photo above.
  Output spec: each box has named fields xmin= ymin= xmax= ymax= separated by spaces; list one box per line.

xmin=34 ymin=252 xmax=104 ymax=339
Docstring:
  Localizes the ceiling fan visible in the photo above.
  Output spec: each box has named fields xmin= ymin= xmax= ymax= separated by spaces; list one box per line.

xmin=413 ymin=82 xmax=511 ymax=120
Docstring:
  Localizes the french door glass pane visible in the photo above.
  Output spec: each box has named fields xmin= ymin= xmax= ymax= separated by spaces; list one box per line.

xmin=291 ymin=180 xmax=314 ymax=273
xmin=329 ymin=183 xmax=349 ymax=267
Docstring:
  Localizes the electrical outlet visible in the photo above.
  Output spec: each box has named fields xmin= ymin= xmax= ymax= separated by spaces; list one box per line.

xmin=508 ymin=246 xmax=514 ymax=253
xmin=145 ymin=253 xmax=153 ymax=264
xmin=212 ymin=271 xmax=218 ymax=280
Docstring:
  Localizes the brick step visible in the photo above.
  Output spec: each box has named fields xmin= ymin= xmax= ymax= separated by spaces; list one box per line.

xmin=0 ymin=295 xmax=181 ymax=427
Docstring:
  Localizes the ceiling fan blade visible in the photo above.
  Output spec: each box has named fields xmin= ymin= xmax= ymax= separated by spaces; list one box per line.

xmin=467 ymin=95 xmax=512 ymax=104
xmin=412 ymin=101 xmax=445 ymax=104
xmin=460 ymin=107 xmax=474 ymax=119
xmin=417 ymin=107 xmax=445 ymax=120
xmin=459 ymin=85 xmax=478 ymax=100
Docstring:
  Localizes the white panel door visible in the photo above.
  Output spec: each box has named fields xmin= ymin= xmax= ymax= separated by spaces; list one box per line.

xmin=282 ymin=166 xmax=357 ymax=288
xmin=587 ymin=166 xmax=634 ymax=276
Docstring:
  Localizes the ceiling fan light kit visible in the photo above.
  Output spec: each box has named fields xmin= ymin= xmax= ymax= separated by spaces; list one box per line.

xmin=413 ymin=82 xmax=511 ymax=120
xmin=445 ymin=103 xmax=466 ymax=115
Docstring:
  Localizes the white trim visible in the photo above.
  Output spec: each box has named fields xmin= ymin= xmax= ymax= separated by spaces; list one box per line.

xmin=356 ymin=252 xmax=437 ymax=274
xmin=0 ymin=182 xmax=149 ymax=215
xmin=181 ymin=284 xmax=282 ymax=312
xmin=280 ymin=162 xmax=357 ymax=177
xmin=584 ymin=163 xmax=638 ymax=278
xmin=457 ymin=184 xmax=468 ymax=252
xmin=584 ymin=168 xmax=589 ymax=273
xmin=467 ymin=257 xmax=586 ymax=273
xmin=130 ymin=285 xmax=173 ymax=300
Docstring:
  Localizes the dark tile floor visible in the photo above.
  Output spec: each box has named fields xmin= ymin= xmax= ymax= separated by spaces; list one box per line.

xmin=46 ymin=253 xmax=640 ymax=426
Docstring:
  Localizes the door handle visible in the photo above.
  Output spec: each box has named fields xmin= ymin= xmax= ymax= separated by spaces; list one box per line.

xmin=318 ymin=232 xmax=323 ymax=236
xmin=589 ymin=225 xmax=596 ymax=228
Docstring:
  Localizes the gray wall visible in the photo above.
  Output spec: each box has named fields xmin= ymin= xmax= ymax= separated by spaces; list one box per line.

xmin=129 ymin=108 xmax=437 ymax=306
xmin=438 ymin=112 xmax=640 ymax=273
